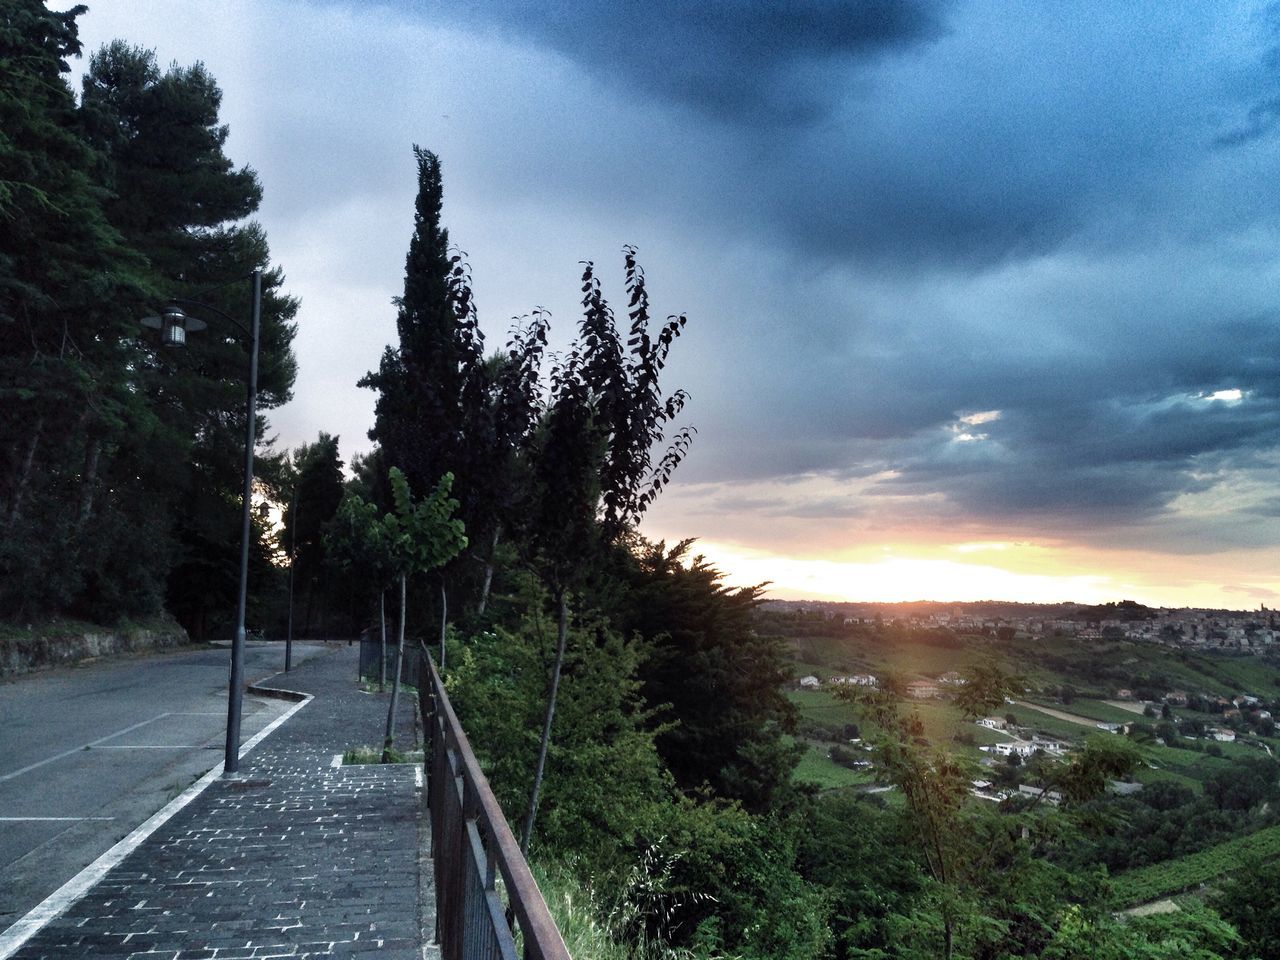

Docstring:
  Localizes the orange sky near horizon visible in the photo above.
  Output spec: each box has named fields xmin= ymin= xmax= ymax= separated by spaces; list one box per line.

xmin=634 ymin=518 xmax=1280 ymax=611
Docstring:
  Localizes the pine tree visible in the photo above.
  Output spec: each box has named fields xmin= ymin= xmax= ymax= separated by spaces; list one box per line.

xmin=80 ymin=41 xmax=298 ymax=635
xmin=0 ymin=1 xmax=159 ymax=617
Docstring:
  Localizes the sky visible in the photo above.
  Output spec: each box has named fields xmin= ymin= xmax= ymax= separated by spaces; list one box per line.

xmin=72 ymin=0 xmax=1280 ymax=608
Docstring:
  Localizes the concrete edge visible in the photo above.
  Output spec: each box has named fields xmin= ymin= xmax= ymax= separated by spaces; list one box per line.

xmin=0 ymin=690 xmax=314 ymax=960
xmin=247 ymin=682 xmax=310 ymax=703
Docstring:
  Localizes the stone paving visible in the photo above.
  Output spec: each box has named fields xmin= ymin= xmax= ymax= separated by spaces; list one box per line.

xmin=9 ymin=644 xmax=431 ymax=960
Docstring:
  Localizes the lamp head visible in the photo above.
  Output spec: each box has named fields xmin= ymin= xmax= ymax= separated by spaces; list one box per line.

xmin=140 ymin=304 xmax=207 ymax=347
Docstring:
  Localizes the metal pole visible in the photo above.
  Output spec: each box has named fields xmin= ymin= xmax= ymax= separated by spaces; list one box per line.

xmin=285 ymin=485 xmax=297 ymax=672
xmin=224 ymin=268 xmax=262 ymax=776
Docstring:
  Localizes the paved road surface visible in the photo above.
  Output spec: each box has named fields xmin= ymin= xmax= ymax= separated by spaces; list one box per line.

xmin=0 ymin=641 xmax=337 ymax=929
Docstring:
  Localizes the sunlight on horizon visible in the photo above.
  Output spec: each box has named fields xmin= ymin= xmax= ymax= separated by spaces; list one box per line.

xmin=682 ymin=540 xmax=1274 ymax=609
xmin=689 ymin=542 xmax=1114 ymax=604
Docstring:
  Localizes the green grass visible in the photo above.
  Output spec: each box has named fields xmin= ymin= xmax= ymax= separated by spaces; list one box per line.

xmin=1005 ymin=705 xmax=1094 ymax=740
xmin=342 ymin=745 xmax=422 ymax=764
xmin=1047 ymin=698 xmax=1148 ymax=723
xmin=786 ymin=689 xmax=860 ymax=726
xmin=787 ymin=688 xmax=1013 ymax=764
xmin=358 ymin=678 xmax=419 ymax=696
xmin=1191 ymin=655 xmax=1280 ymax=696
xmin=792 ymin=741 xmax=874 ymax=790
xmin=1110 ymin=823 xmax=1280 ymax=906
xmin=1136 ymin=742 xmax=1234 ymax=784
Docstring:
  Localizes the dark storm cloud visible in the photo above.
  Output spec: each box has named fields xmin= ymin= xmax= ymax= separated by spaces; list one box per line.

xmin=273 ymin=0 xmax=1280 ymax=552
xmin=411 ymin=0 xmax=949 ymax=123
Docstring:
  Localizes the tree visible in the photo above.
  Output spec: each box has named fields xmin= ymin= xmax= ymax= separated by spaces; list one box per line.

xmin=1042 ymin=904 xmax=1241 ymax=959
xmin=77 ymin=39 xmax=297 ymax=636
xmin=324 ymin=491 xmax=397 ymax=689
xmin=952 ymin=660 xmax=1020 ymax=723
xmin=0 ymin=2 xmax=161 ymax=619
xmin=380 ymin=467 xmax=466 ymax=760
xmin=617 ymin=538 xmax=801 ymax=813
xmin=517 ymin=251 xmax=693 ymax=853
xmin=282 ymin=434 xmax=345 ymax=635
xmin=1213 ymin=857 xmax=1280 ymax=959
xmin=360 ymin=147 xmax=477 ymax=498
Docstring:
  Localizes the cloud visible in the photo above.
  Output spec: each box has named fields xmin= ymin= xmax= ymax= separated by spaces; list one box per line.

xmin=391 ymin=0 xmax=950 ymax=124
xmin=76 ymin=0 xmax=1280 ymax=578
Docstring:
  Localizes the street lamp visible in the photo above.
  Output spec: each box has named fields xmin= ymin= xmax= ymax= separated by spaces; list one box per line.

xmin=141 ymin=267 xmax=262 ymax=777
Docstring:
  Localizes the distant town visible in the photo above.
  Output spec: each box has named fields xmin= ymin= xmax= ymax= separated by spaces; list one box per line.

xmin=763 ymin=598 xmax=1280 ymax=654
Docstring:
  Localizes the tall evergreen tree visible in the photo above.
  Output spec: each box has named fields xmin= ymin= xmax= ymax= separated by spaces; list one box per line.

xmin=79 ymin=41 xmax=298 ymax=635
xmin=360 ymin=146 xmax=463 ymax=496
xmin=0 ymin=1 xmax=162 ymax=618
xmin=282 ymin=433 xmax=345 ymax=635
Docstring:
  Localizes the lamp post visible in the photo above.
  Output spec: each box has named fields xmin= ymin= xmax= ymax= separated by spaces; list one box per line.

xmin=142 ymin=268 xmax=262 ymax=777
xmin=285 ymin=483 xmax=297 ymax=673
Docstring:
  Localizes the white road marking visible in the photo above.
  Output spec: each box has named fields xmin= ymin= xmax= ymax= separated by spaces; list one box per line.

xmin=0 ymin=818 xmax=115 ymax=822
xmin=331 ymin=754 xmax=343 ymax=768
xmin=90 ymin=745 xmax=207 ymax=750
xmin=0 ymin=691 xmax=313 ymax=960
xmin=0 ymin=715 xmax=171 ymax=784
xmin=415 ymin=767 xmax=423 ymax=789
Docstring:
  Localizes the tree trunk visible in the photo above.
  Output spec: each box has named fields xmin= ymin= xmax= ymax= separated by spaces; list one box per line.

xmin=438 ymin=579 xmax=448 ymax=670
xmin=519 ymin=588 xmax=568 ymax=855
xmin=76 ymin=435 xmax=102 ymax=528
xmin=7 ymin=416 xmax=44 ymax=527
xmin=379 ymin=589 xmax=387 ymax=692
xmin=303 ymin=577 xmax=316 ymax=638
xmin=382 ymin=573 xmax=406 ymax=762
xmin=477 ymin=525 xmax=500 ymax=617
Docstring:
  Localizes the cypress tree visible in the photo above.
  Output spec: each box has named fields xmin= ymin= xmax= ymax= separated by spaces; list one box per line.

xmin=360 ymin=146 xmax=462 ymax=497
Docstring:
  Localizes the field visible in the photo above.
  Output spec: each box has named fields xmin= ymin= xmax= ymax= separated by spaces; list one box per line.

xmin=786 ymin=688 xmax=1012 ymax=765
xmin=1004 ymin=704 xmax=1097 ymax=740
xmin=1033 ymin=697 xmax=1146 ymax=724
xmin=1110 ymin=822 xmax=1280 ymax=906
xmin=791 ymin=741 xmax=875 ymax=790
xmin=776 ymin=619 xmax=1280 ymax=720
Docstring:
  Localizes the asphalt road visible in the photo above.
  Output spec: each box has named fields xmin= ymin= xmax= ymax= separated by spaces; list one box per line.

xmin=0 ymin=641 xmax=336 ymax=930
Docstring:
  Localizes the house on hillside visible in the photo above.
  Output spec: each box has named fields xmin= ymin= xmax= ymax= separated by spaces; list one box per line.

xmin=799 ymin=675 xmax=821 ymax=689
xmin=1029 ymin=737 xmax=1067 ymax=755
xmin=1209 ymin=727 xmax=1236 ymax=742
xmin=1164 ymin=690 xmax=1189 ymax=706
xmin=976 ymin=717 xmax=1008 ymax=730
xmin=984 ymin=740 xmax=1038 ymax=758
xmin=1114 ymin=688 xmax=1134 ymax=700
xmin=937 ymin=671 xmax=967 ymax=686
xmin=1017 ymin=784 xmax=1062 ymax=805
xmin=833 ymin=673 xmax=877 ymax=687
xmin=906 ymin=680 xmax=940 ymax=699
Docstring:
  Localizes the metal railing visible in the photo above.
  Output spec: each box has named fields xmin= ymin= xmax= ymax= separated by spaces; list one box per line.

xmin=420 ymin=653 xmax=571 ymax=960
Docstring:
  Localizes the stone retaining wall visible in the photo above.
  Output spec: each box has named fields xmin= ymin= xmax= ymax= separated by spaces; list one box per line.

xmin=0 ymin=621 xmax=190 ymax=678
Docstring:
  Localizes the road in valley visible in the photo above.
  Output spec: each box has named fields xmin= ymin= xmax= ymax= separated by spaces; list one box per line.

xmin=0 ymin=641 xmax=336 ymax=931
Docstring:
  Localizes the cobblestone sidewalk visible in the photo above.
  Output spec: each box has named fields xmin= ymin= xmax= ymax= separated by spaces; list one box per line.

xmin=8 ymin=644 xmax=430 ymax=960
